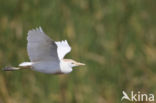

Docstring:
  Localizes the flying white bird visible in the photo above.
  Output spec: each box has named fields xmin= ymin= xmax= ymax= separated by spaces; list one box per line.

xmin=3 ymin=27 xmax=85 ymax=74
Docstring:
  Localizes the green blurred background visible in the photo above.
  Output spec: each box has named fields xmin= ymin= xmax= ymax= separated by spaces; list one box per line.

xmin=0 ymin=0 xmax=155 ymax=103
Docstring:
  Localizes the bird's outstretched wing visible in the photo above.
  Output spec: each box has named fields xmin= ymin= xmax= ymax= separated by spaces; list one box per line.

xmin=55 ymin=40 xmax=71 ymax=60
xmin=27 ymin=27 xmax=59 ymax=62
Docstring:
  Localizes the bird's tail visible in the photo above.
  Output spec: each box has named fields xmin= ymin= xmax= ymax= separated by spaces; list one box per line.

xmin=2 ymin=66 xmax=20 ymax=71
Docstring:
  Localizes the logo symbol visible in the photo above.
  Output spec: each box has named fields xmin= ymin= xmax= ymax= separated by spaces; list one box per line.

xmin=121 ymin=91 xmax=131 ymax=101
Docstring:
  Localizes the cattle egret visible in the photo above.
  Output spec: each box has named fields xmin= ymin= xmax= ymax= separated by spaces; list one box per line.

xmin=3 ymin=27 xmax=85 ymax=74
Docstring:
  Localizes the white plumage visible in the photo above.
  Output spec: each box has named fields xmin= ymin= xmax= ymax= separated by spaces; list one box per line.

xmin=55 ymin=40 xmax=71 ymax=60
xmin=3 ymin=27 xmax=85 ymax=74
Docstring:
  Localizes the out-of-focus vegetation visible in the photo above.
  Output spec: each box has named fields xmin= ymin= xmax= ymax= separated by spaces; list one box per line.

xmin=0 ymin=0 xmax=155 ymax=103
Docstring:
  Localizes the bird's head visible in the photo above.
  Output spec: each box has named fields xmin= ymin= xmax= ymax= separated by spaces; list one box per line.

xmin=63 ymin=59 xmax=85 ymax=68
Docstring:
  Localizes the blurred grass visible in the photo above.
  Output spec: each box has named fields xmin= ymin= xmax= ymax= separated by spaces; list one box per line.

xmin=0 ymin=0 xmax=155 ymax=103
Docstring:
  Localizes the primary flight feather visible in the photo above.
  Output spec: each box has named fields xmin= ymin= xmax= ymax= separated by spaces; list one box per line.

xmin=3 ymin=27 xmax=85 ymax=74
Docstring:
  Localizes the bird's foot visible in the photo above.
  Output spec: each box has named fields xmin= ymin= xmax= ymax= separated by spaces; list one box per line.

xmin=2 ymin=66 xmax=20 ymax=71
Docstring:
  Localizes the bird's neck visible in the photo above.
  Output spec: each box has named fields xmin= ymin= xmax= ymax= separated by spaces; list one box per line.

xmin=60 ymin=60 xmax=72 ymax=74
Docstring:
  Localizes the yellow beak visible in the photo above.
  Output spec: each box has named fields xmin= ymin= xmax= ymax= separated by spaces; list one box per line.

xmin=75 ymin=62 xmax=85 ymax=66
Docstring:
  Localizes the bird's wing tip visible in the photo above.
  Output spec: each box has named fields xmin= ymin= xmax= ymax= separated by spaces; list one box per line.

xmin=55 ymin=40 xmax=70 ymax=47
xmin=36 ymin=26 xmax=43 ymax=32
xmin=28 ymin=26 xmax=43 ymax=34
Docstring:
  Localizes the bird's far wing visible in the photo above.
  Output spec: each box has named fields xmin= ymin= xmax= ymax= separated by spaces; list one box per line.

xmin=27 ymin=27 xmax=59 ymax=62
xmin=55 ymin=40 xmax=71 ymax=60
